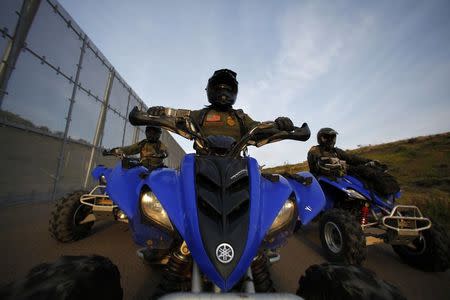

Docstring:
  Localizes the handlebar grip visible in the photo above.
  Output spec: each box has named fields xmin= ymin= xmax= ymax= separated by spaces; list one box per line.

xmin=291 ymin=123 xmax=311 ymax=141
xmin=128 ymin=106 xmax=150 ymax=126
xmin=102 ymin=149 xmax=113 ymax=156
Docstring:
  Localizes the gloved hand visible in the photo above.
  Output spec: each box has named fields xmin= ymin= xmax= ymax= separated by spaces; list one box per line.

xmin=147 ymin=106 xmax=166 ymax=116
xmin=103 ymin=147 xmax=122 ymax=156
xmin=366 ymin=160 xmax=382 ymax=168
xmin=275 ymin=117 xmax=294 ymax=131
xmin=153 ymin=150 xmax=168 ymax=158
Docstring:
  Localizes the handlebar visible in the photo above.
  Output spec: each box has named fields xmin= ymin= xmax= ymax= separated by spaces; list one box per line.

xmin=129 ymin=106 xmax=200 ymax=141
xmin=129 ymin=106 xmax=310 ymax=157
xmin=102 ymin=149 xmax=118 ymax=157
xmin=229 ymin=121 xmax=310 ymax=157
xmin=102 ymin=148 xmax=167 ymax=160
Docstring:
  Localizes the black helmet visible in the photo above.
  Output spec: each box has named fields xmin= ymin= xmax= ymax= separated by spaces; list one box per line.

xmin=146 ymin=126 xmax=162 ymax=142
xmin=206 ymin=69 xmax=238 ymax=108
xmin=317 ymin=127 xmax=338 ymax=149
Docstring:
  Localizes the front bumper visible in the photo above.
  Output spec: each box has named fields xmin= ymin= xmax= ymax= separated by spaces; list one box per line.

xmin=381 ymin=205 xmax=431 ymax=235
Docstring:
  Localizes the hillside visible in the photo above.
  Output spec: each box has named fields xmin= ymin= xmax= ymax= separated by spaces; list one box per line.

xmin=263 ymin=132 xmax=450 ymax=229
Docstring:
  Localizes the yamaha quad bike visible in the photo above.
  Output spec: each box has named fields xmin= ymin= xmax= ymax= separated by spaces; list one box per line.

xmin=42 ymin=107 xmax=405 ymax=299
xmin=49 ymin=157 xmax=132 ymax=243
xmin=317 ymin=163 xmax=449 ymax=271
xmin=101 ymin=106 xmax=330 ymax=297
xmin=48 ymin=151 xmax=170 ymax=243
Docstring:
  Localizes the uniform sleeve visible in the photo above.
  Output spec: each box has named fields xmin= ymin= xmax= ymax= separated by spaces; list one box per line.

xmin=335 ymin=148 xmax=370 ymax=165
xmin=189 ymin=109 xmax=205 ymax=128
xmin=241 ymin=112 xmax=260 ymax=132
xmin=307 ymin=147 xmax=321 ymax=175
xmin=117 ymin=142 xmax=141 ymax=155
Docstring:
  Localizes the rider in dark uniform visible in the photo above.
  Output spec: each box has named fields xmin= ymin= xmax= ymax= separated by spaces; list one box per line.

xmin=111 ymin=126 xmax=168 ymax=170
xmin=147 ymin=69 xmax=295 ymax=153
xmin=307 ymin=127 xmax=377 ymax=178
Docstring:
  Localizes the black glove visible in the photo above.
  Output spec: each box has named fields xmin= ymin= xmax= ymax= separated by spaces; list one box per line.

xmin=366 ymin=160 xmax=387 ymax=170
xmin=147 ymin=106 xmax=165 ymax=116
xmin=275 ymin=117 xmax=294 ymax=131
xmin=366 ymin=160 xmax=380 ymax=167
xmin=103 ymin=148 xmax=120 ymax=156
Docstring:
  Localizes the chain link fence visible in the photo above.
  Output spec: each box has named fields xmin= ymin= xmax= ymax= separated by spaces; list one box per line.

xmin=0 ymin=0 xmax=185 ymax=206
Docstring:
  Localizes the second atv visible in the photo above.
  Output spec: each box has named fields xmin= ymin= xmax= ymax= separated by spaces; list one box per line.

xmin=317 ymin=161 xmax=449 ymax=272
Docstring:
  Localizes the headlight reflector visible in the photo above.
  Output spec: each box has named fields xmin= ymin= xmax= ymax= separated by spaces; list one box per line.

xmin=345 ymin=189 xmax=367 ymax=200
xmin=141 ymin=191 xmax=173 ymax=231
xmin=99 ymin=175 xmax=107 ymax=185
xmin=268 ymin=199 xmax=296 ymax=235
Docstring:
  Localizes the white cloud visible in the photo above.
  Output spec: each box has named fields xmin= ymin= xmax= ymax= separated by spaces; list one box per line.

xmin=240 ymin=2 xmax=378 ymax=166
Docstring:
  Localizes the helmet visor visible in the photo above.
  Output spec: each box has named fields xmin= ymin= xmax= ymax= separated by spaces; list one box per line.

xmin=320 ymin=134 xmax=336 ymax=147
xmin=146 ymin=127 xmax=162 ymax=141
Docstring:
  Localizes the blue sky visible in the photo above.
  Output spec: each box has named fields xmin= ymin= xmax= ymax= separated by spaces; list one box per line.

xmin=59 ymin=0 xmax=450 ymax=167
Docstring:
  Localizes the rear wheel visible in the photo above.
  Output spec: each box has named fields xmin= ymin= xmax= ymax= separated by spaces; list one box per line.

xmin=392 ymin=220 xmax=449 ymax=272
xmin=297 ymin=263 xmax=406 ymax=300
xmin=49 ymin=190 xmax=94 ymax=242
xmin=319 ymin=208 xmax=366 ymax=265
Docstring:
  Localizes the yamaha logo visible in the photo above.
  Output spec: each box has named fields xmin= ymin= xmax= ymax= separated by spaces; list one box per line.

xmin=216 ymin=243 xmax=234 ymax=264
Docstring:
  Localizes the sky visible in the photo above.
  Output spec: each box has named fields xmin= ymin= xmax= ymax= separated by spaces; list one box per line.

xmin=59 ymin=0 xmax=450 ymax=167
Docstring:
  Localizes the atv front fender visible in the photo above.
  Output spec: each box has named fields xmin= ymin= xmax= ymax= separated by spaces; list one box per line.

xmin=91 ymin=165 xmax=112 ymax=181
xmin=288 ymin=171 xmax=326 ymax=225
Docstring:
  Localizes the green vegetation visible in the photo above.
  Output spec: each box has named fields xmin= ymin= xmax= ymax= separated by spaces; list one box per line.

xmin=264 ymin=132 xmax=450 ymax=229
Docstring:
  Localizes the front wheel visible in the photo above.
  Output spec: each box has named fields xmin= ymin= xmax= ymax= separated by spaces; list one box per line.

xmin=392 ymin=221 xmax=449 ymax=272
xmin=49 ymin=190 xmax=94 ymax=242
xmin=297 ymin=263 xmax=406 ymax=300
xmin=319 ymin=209 xmax=366 ymax=265
xmin=0 ymin=255 xmax=122 ymax=300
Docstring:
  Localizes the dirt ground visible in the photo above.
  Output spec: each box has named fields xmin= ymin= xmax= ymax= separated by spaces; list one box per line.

xmin=0 ymin=201 xmax=449 ymax=300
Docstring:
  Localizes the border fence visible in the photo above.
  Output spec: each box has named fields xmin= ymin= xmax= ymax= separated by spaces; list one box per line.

xmin=0 ymin=0 xmax=185 ymax=206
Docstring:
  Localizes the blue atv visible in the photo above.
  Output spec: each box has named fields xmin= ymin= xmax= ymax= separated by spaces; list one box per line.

xmin=49 ymin=163 xmax=128 ymax=243
xmin=98 ymin=106 xmax=328 ymax=296
xmin=47 ymin=107 xmax=407 ymax=299
xmin=317 ymin=163 xmax=449 ymax=272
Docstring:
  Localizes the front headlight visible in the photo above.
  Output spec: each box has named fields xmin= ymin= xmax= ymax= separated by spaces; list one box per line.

xmin=141 ymin=191 xmax=174 ymax=232
xmin=268 ymin=199 xmax=296 ymax=235
xmin=99 ymin=175 xmax=107 ymax=185
xmin=345 ymin=189 xmax=367 ymax=200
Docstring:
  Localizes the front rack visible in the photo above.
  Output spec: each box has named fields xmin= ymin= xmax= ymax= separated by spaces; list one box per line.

xmin=381 ymin=205 xmax=431 ymax=235
xmin=80 ymin=185 xmax=117 ymax=211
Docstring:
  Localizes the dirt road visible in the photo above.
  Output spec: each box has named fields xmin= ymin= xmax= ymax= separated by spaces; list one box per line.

xmin=0 ymin=202 xmax=448 ymax=299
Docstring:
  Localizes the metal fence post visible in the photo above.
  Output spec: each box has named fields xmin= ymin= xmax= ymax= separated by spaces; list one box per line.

xmin=121 ymin=90 xmax=132 ymax=147
xmin=0 ymin=0 xmax=41 ymax=107
xmin=51 ymin=34 xmax=87 ymax=201
xmin=83 ymin=67 xmax=114 ymax=188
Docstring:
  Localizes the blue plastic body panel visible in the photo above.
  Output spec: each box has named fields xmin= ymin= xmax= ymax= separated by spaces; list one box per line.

xmin=91 ymin=154 xmax=326 ymax=291
xmin=144 ymin=155 xmax=295 ymax=291
xmin=318 ymin=175 xmax=401 ymax=211
xmin=91 ymin=165 xmax=111 ymax=182
xmin=287 ymin=171 xmax=326 ymax=225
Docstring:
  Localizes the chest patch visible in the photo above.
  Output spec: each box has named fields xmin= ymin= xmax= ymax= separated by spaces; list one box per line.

xmin=226 ymin=116 xmax=236 ymax=126
xmin=206 ymin=113 xmax=221 ymax=122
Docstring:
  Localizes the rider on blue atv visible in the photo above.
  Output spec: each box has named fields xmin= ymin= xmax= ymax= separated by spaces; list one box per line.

xmin=108 ymin=126 xmax=168 ymax=171
xmin=308 ymin=128 xmax=449 ymax=272
xmin=147 ymin=69 xmax=295 ymax=154
xmin=308 ymin=127 xmax=377 ymax=178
